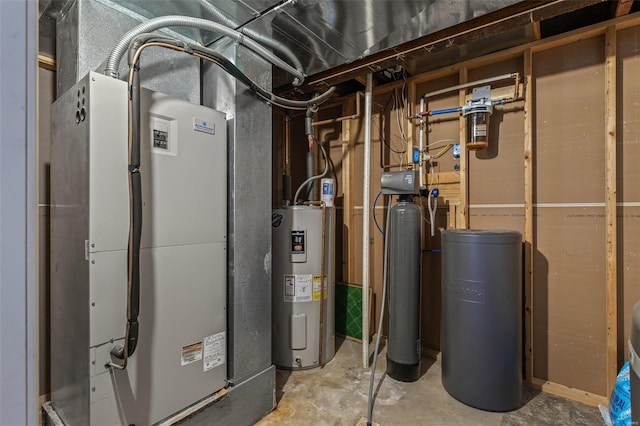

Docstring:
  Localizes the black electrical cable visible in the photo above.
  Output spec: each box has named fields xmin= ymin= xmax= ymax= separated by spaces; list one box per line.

xmin=193 ymin=43 xmax=335 ymax=110
xmin=125 ymin=64 xmax=142 ymax=358
xmin=109 ymin=52 xmax=143 ymax=368
xmin=373 ymin=191 xmax=385 ymax=237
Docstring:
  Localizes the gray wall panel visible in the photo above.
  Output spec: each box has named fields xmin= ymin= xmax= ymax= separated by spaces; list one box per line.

xmin=0 ymin=1 xmax=37 ymax=424
xmin=49 ymin=74 xmax=92 ymax=426
xmin=202 ymin=42 xmax=273 ymax=383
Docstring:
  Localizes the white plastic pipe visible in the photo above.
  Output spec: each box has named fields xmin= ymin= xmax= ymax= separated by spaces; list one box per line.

xmin=362 ymin=73 xmax=373 ymax=369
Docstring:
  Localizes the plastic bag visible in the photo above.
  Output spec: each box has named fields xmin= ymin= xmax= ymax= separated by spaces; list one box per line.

xmin=609 ymin=361 xmax=632 ymax=426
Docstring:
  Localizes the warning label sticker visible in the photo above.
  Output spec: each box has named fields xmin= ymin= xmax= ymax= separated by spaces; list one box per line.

xmin=203 ymin=332 xmax=225 ymax=372
xmin=312 ymin=275 xmax=328 ymax=301
xmin=181 ymin=342 xmax=203 ymax=366
xmin=284 ymin=274 xmax=313 ymax=302
xmin=285 ymin=275 xmax=296 ymax=297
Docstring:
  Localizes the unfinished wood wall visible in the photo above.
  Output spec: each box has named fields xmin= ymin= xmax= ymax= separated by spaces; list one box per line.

xmin=274 ymin=15 xmax=640 ymax=404
xmin=532 ymin=36 xmax=607 ymax=397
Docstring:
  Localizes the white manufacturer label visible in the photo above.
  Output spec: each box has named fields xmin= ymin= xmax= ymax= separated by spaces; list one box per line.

xmin=193 ymin=118 xmax=215 ymax=135
xmin=203 ymin=332 xmax=225 ymax=372
xmin=181 ymin=342 xmax=203 ymax=366
xmin=284 ymin=274 xmax=313 ymax=302
xmin=405 ymin=173 xmax=413 ymax=185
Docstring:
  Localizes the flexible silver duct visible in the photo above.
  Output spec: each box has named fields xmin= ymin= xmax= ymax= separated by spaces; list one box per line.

xmin=104 ymin=15 xmax=305 ymax=85
xmin=197 ymin=0 xmax=304 ymax=82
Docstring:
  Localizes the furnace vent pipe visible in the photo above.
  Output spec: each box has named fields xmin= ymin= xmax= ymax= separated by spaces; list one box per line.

xmin=104 ymin=15 xmax=305 ymax=86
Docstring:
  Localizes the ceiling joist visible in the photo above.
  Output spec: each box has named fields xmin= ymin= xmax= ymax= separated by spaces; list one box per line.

xmin=615 ymin=0 xmax=634 ymax=17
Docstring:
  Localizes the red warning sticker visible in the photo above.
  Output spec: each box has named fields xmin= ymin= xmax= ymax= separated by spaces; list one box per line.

xmin=181 ymin=341 xmax=203 ymax=366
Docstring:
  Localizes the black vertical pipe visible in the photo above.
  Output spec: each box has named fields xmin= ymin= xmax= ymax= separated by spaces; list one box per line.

xmin=306 ymin=151 xmax=315 ymax=200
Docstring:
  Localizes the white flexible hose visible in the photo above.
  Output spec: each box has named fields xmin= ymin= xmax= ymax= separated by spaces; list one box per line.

xmin=367 ymin=197 xmax=392 ymax=425
xmin=427 ymin=190 xmax=436 ymax=237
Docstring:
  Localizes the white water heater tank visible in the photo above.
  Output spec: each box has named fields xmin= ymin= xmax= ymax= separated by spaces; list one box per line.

xmin=272 ymin=205 xmax=335 ymax=369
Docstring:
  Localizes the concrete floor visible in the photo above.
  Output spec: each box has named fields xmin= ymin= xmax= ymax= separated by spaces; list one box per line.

xmin=256 ymin=338 xmax=602 ymax=426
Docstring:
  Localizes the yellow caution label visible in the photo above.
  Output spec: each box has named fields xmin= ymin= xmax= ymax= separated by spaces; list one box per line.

xmin=312 ymin=275 xmax=328 ymax=301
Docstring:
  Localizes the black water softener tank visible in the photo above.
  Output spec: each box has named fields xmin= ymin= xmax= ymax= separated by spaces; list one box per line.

xmin=441 ymin=229 xmax=522 ymax=411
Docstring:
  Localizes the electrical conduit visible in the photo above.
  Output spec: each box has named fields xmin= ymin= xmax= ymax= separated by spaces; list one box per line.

xmin=104 ymin=15 xmax=305 ymax=86
xmin=197 ymin=0 xmax=304 ymax=86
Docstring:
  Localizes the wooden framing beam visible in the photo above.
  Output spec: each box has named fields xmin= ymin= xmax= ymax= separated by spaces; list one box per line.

xmin=604 ymin=25 xmax=618 ymax=395
xmin=449 ymin=204 xmax=457 ymax=229
xmin=532 ymin=21 xmax=542 ymax=41
xmin=38 ymin=55 xmax=55 ymax=71
xmin=354 ymin=75 xmax=367 ymax=86
xmin=458 ymin=67 xmax=468 ymax=229
xmin=530 ymin=378 xmax=608 ymax=407
xmin=523 ymin=48 xmax=534 ymax=385
xmin=342 ymin=98 xmax=354 ymax=283
xmin=615 ymin=0 xmax=634 ymax=17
